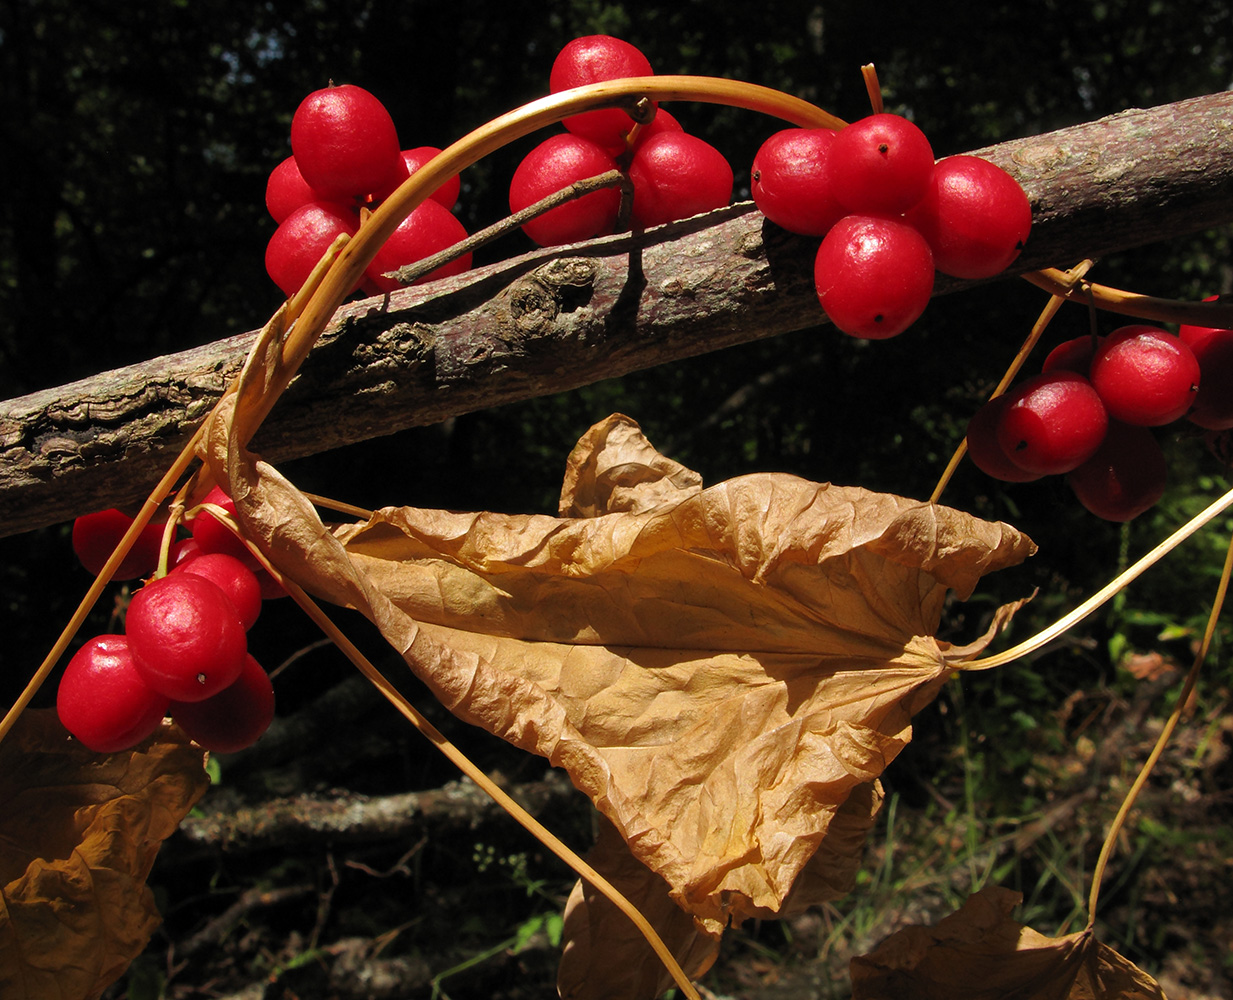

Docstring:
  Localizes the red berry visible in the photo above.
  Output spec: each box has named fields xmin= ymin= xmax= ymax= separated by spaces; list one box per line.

xmin=1177 ymin=294 xmax=1226 ymax=350
xmin=965 ymin=396 xmax=1044 ymax=483
xmin=290 ymin=84 xmax=403 ymax=201
xmin=550 ymin=35 xmax=655 ymax=152
xmin=996 ymin=371 xmax=1109 ymax=475
xmin=627 ymin=131 xmax=734 ymax=230
xmin=364 ymin=199 xmax=471 ymax=293
xmin=814 ymin=215 xmax=935 ymax=339
xmin=629 ymin=108 xmax=683 ymax=152
xmin=1186 ymin=327 xmax=1233 ymax=430
xmin=1042 ymin=335 xmax=1102 ymax=375
xmin=126 ymin=573 xmax=248 ymax=703
xmin=253 ymin=567 xmax=289 ymax=601
xmin=509 ymin=133 xmax=621 ymax=246
xmin=190 ymin=486 xmax=259 ymax=567
xmin=171 ymin=654 xmax=275 ymax=754
xmin=265 ymin=200 xmax=360 ymax=297
xmin=370 ymin=147 xmax=462 ymax=208
xmin=750 ymin=128 xmax=845 ymax=237
xmin=1089 ymin=325 xmax=1200 ymax=426
xmin=172 ymin=552 xmax=263 ymax=631
xmin=265 ymin=155 xmax=324 ymax=224
xmin=72 ymin=508 xmax=164 ymax=581
xmin=828 ymin=113 xmax=935 ymax=216
xmin=1067 ymin=421 xmax=1167 ymax=521
xmin=168 ymin=536 xmax=202 ymax=568
xmin=57 ymin=635 xmax=169 ymax=753
xmin=903 ymin=155 xmax=1032 ymax=280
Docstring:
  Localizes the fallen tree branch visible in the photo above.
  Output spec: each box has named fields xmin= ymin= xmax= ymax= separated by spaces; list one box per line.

xmin=3 ymin=92 xmax=1232 ymax=536
xmin=171 ymin=770 xmax=581 ymax=859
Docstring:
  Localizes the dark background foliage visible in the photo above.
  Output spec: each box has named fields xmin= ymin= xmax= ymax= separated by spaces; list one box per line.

xmin=2 ymin=1 xmax=1233 ymax=996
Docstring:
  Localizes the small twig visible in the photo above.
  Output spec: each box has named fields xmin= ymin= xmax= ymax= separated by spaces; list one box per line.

xmin=384 ymin=169 xmax=629 ymax=286
xmin=861 ymin=64 xmax=884 ymax=114
xmin=1023 ymin=268 xmax=1233 ymax=327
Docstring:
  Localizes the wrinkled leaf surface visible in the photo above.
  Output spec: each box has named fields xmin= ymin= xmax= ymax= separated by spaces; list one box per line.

xmin=0 ymin=710 xmax=208 ymax=1000
xmin=209 ymin=356 xmax=1034 ymax=929
xmin=850 ymin=885 xmax=1166 ymax=1000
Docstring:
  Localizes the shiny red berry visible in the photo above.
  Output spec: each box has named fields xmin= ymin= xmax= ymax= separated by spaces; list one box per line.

xmin=965 ymin=396 xmax=1043 ymax=483
xmin=509 ymin=133 xmax=621 ymax=247
xmin=1042 ymin=335 xmax=1103 ymax=375
xmin=903 ymin=155 xmax=1031 ymax=279
xmin=126 ymin=573 xmax=248 ymax=703
xmin=1089 ymin=325 xmax=1200 ymax=426
xmin=265 ymin=200 xmax=360 ymax=297
xmin=628 ymin=131 xmax=734 ymax=230
xmin=265 ymin=155 xmax=325 ymax=223
xmin=72 ymin=508 xmax=164 ymax=580
xmin=1067 ymin=421 xmax=1167 ymax=521
xmin=750 ymin=128 xmax=845 ymax=237
xmin=1186 ymin=328 xmax=1233 ymax=430
xmin=996 ymin=371 xmax=1109 ymax=475
xmin=190 ymin=486 xmax=258 ymax=567
xmin=171 ymin=654 xmax=275 ymax=754
xmin=814 ymin=215 xmax=935 ymax=339
xmin=550 ymin=35 xmax=655 ymax=153
xmin=290 ymin=84 xmax=403 ymax=201
xmin=172 ymin=552 xmax=263 ymax=631
xmin=370 ymin=147 xmax=462 ymax=208
xmin=364 ymin=199 xmax=471 ymax=293
xmin=57 ymin=635 xmax=169 ymax=753
xmin=828 ymin=113 xmax=935 ymax=216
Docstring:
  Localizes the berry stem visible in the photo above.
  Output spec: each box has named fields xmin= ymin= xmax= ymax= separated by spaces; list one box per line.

xmin=299 ymin=491 xmax=375 ymax=521
xmin=1086 ymin=527 xmax=1233 ymax=927
xmin=382 ymin=169 xmax=630 ymax=286
xmin=860 ymin=63 xmax=884 ymax=114
xmin=1024 ymin=267 xmax=1233 ymax=327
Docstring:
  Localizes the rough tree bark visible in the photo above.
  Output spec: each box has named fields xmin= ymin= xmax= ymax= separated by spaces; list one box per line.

xmin=2 ymin=91 xmax=1232 ymax=537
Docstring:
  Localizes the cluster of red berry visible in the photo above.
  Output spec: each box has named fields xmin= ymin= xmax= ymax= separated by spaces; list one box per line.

xmin=57 ymin=488 xmax=281 ymax=754
xmin=966 ymin=316 xmax=1232 ymax=520
xmin=264 ymin=84 xmax=470 ymax=297
xmin=509 ymin=35 xmax=735 ymax=246
xmin=751 ymin=115 xmax=1032 ymax=339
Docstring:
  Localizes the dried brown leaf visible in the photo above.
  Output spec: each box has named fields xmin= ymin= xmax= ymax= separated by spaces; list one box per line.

xmin=208 ymin=373 xmax=1035 ymax=933
xmin=850 ymin=886 xmax=1167 ymax=1000
xmin=0 ymin=709 xmax=209 ymax=1000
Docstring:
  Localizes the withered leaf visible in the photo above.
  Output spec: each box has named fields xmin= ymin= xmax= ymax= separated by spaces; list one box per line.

xmin=559 ymin=779 xmax=885 ymax=1000
xmin=0 ymin=710 xmax=208 ymax=1000
xmin=850 ymin=885 xmax=1166 ymax=1000
xmin=208 ymin=358 xmax=1034 ymax=934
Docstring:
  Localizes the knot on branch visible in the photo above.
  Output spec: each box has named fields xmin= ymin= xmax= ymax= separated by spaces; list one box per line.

xmin=506 ymin=258 xmax=598 ymax=335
